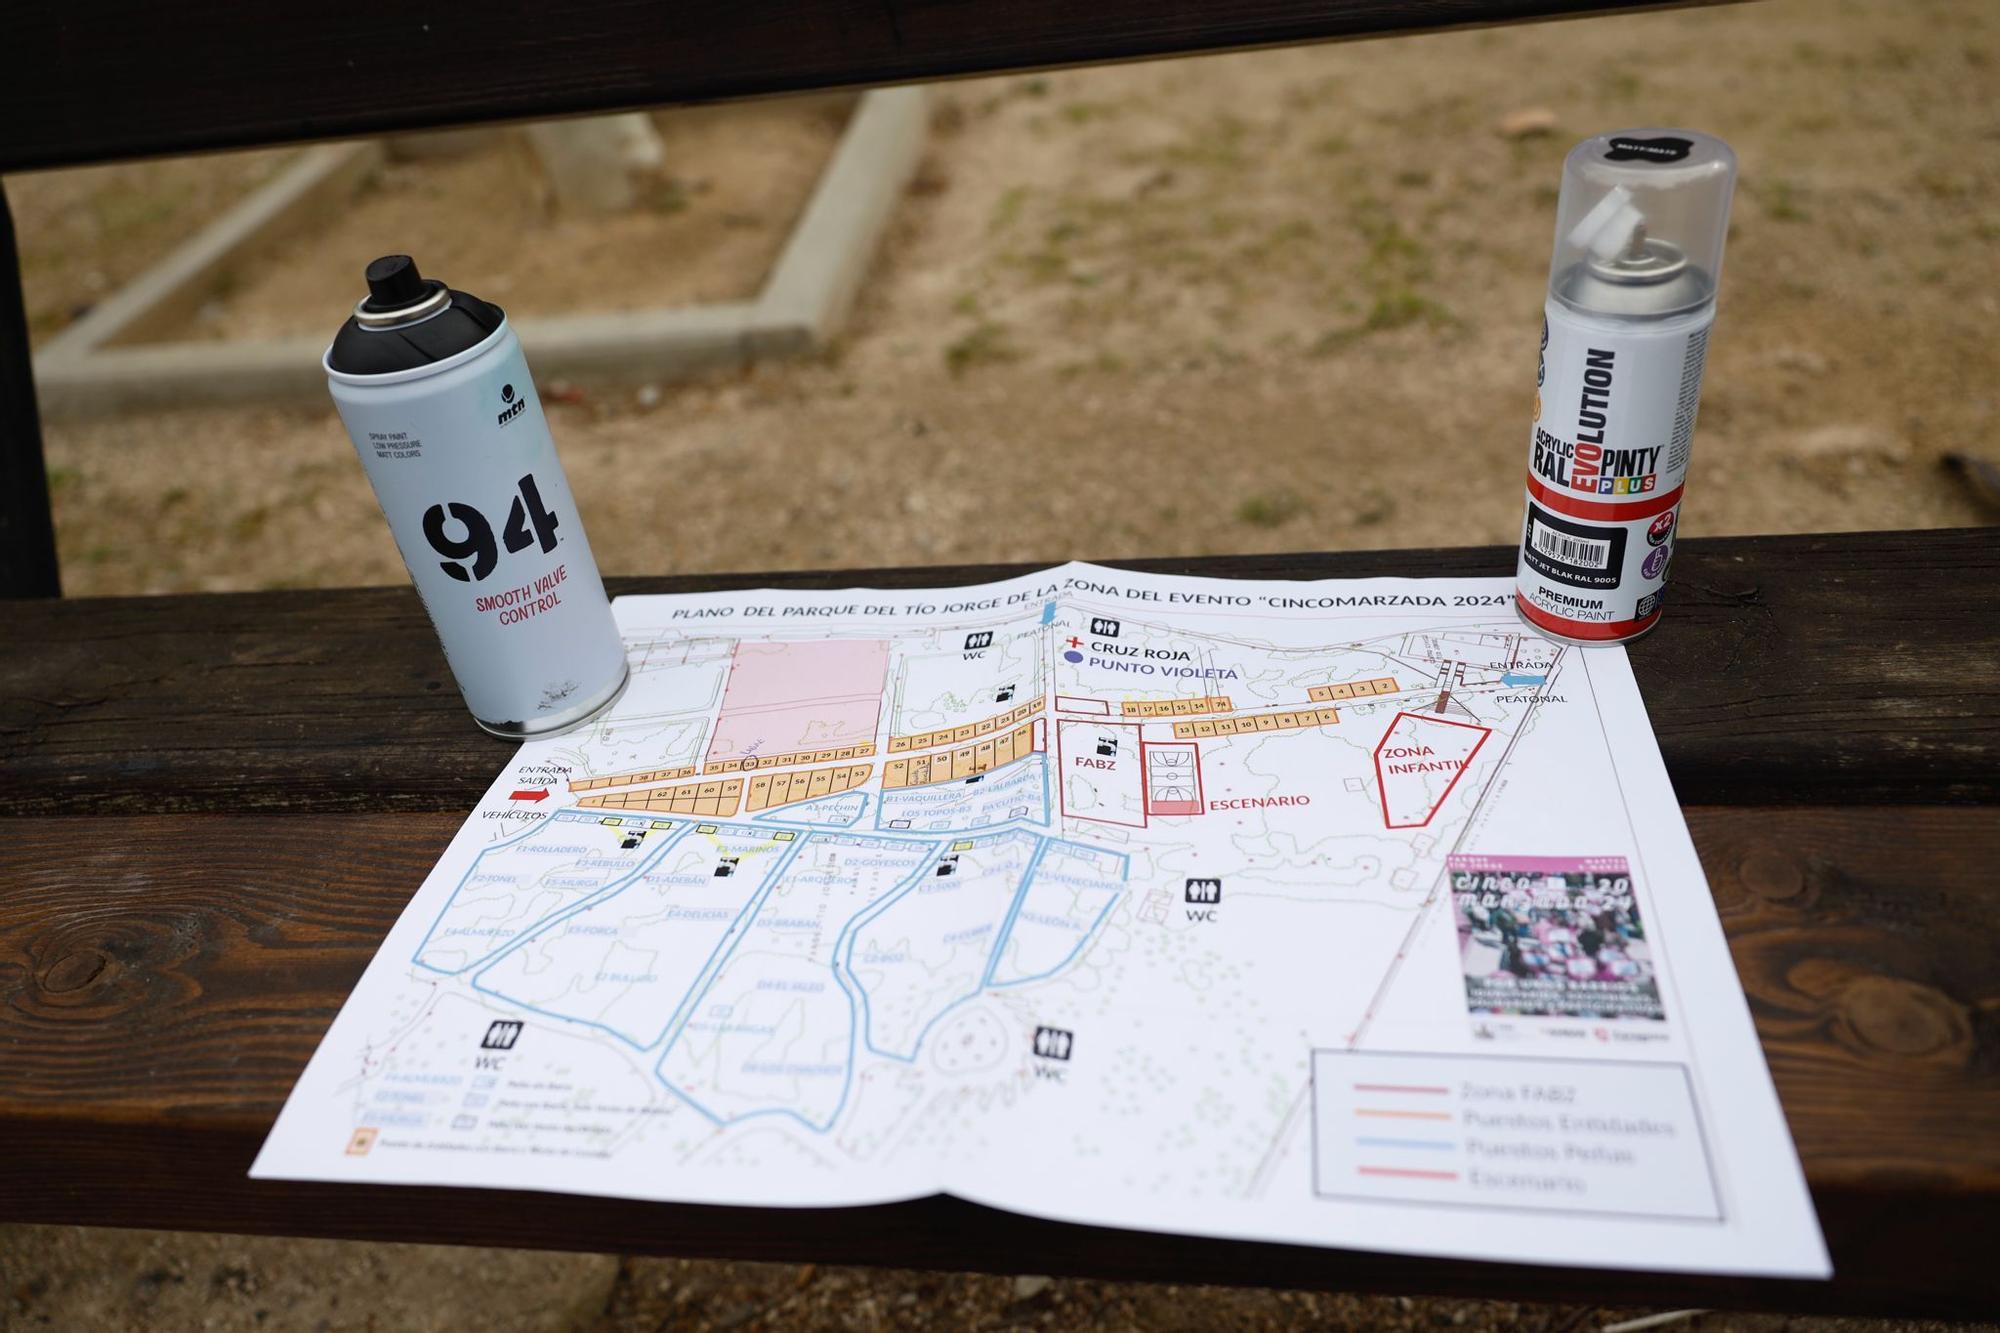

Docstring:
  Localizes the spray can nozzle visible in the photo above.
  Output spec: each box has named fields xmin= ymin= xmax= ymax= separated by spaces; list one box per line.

xmin=1562 ymin=185 xmax=1694 ymax=294
xmin=1567 ymin=187 xmax=1651 ymax=264
xmin=1547 ymin=132 xmax=1734 ymax=313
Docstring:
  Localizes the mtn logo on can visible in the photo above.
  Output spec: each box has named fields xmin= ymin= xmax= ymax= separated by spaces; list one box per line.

xmin=496 ymin=382 xmax=526 ymax=426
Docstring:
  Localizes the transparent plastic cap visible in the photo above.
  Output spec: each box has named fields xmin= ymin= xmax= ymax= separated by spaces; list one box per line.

xmin=1548 ymin=129 xmax=1737 ymax=317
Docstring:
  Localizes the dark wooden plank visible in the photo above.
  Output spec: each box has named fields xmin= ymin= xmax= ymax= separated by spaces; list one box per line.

xmin=0 ymin=806 xmax=1994 ymax=1314
xmin=0 ymin=184 xmax=57 ymax=597
xmin=0 ymin=1134 xmax=1990 ymax=1321
xmin=0 ymin=1 xmax=1714 ymax=173
xmin=2 ymin=530 xmax=1997 ymax=814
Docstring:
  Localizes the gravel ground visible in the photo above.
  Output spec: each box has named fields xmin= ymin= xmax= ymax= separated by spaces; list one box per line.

xmin=5 ymin=1225 xmax=1995 ymax=1332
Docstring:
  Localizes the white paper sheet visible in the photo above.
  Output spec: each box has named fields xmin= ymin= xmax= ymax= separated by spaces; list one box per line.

xmin=254 ymin=563 xmax=1828 ymax=1277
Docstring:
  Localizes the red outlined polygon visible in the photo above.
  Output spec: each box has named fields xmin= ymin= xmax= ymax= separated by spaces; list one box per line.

xmin=1055 ymin=719 xmax=1147 ymax=828
xmin=1372 ymin=711 xmax=1492 ymax=829
xmin=1141 ymin=740 xmax=1204 ymax=817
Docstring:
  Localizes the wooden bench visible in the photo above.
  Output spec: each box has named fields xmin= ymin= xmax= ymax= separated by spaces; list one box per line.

xmin=3 ymin=530 xmax=1997 ymax=1317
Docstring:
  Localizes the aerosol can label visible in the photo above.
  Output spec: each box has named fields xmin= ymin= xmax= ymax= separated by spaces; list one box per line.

xmin=328 ymin=326 xmax=626 ymax=730
xmin=1515 ymin=300 xmax=1711 ymax=641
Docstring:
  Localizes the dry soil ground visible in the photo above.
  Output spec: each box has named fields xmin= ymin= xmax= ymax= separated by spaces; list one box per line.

xmin=4 ymin=0 xmax=1997 ymax=1328
xmin=12 ymin=0 xmax=1998 ymax=595
xmin=178 ymin=95 xmax=858 ymax=342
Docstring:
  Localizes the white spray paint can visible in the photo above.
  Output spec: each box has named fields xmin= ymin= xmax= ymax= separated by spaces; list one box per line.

xmin=1516 ymin=130 xmax=1737 ymax=644
xmin=325 ymin=255 xmax=627 ymax=737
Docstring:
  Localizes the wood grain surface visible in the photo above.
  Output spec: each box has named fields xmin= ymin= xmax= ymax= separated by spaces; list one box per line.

xmin=0 ymin=805 xmax=1994 ymax=1314
xmin=3 ymin=531 xmax=1996 ymax=1312
xmin=0 ymin=0 xmax=1714 ymax=172
xmin=4 ymin=531 xmax=1997 ymax=815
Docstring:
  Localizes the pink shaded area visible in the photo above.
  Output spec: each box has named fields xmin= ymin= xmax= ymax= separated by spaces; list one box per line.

xmin=707 ymin=639 xmax=890 ymax=764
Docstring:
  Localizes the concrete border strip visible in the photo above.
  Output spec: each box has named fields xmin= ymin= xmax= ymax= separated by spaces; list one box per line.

xmin=38 ymin=303 xmax=765 ymax=414
xmin=36 ymin=142 xmax=384 ymax=366
xmin=752 ymin=85 xmax=928 ymax=354
xmin=33 ymin=90 xmax=927 ymax=418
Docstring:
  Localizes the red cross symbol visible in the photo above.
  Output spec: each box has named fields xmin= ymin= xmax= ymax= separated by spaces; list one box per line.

xmin=1066 ymin=636 xmax=1082 ymax=649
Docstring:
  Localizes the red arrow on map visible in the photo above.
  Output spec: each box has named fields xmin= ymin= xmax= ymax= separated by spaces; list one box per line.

xmin=509 ymin=789 xmax=550 ymax=802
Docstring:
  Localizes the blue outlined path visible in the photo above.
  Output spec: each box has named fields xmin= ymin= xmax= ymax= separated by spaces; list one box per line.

xmin=655 ymin=832 xmax=940 ymax=1132
xmin=472 ymin=823 xmax=803 ymax=1051
xmin=408 ymin=806 xmax=1129 ymax=1135
xmin=413 ymin=809 xmax=681 ymax=977
xmin=843 ymin=830 xmax=1039 ymax=1061
xmin=988 ymin=840 xmax=1125 ymax=988
xmin=844 ymin=832 xmax=1130 ymax=1063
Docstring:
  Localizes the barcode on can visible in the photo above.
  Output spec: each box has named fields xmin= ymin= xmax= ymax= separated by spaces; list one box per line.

xmin=1530 ymin=521 xmax=1611 ymax=570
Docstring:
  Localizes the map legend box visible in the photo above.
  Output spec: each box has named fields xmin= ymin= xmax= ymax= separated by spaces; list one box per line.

xmin=1311 ymin=1051 xmax=1722 ymax=1220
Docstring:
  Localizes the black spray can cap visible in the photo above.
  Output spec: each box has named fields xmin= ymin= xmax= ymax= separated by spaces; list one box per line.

xmin=327 ymin=254 xmax=506 ymax=376
xmin=363 ymin=254 xmax=434 ymax=310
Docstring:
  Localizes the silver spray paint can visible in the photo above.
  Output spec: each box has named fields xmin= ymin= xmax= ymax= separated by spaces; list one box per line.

xmin=1516 ymin=130 xmax=1737 ymax=644
xmin=325 ymin=255 xmax=627 ymax=737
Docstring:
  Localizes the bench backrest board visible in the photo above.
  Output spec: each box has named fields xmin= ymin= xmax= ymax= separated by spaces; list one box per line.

xmin=1 ymin=0 xmax=1713 ymax=174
